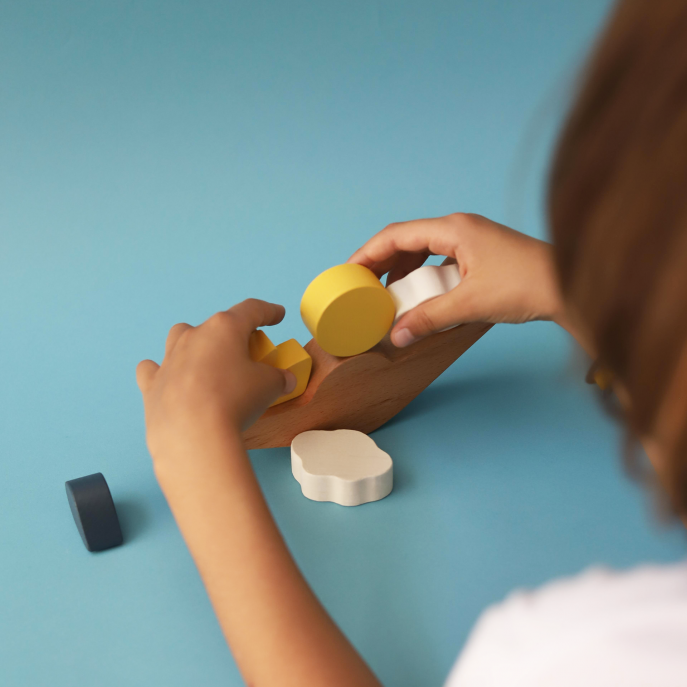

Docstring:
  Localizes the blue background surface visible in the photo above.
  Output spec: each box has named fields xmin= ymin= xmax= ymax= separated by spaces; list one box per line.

xmin=1 ymin=1 xmax=685 ymax=685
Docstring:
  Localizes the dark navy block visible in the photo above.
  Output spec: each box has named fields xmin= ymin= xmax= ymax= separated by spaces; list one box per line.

xmin=65 ymin=473 xmax=123 ymax=552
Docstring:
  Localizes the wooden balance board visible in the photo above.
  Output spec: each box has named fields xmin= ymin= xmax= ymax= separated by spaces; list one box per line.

xmin=243 ymin=321 xmax=491 ymax=449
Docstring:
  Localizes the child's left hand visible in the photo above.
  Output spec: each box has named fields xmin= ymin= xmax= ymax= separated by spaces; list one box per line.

xmin=136 ymin=299 xmax=296 ymax=472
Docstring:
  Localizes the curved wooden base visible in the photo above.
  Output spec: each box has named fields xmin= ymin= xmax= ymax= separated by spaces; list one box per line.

xmin=243 ymin=322 xmax=491 ymax=449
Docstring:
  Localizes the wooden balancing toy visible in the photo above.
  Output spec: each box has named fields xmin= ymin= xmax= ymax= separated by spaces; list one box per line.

xmin=244 ymin=263 xmax=491 ymax=449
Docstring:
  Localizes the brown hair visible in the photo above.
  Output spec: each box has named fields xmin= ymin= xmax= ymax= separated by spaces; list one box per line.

xmin=548 ymin=0 xmax=687 ymax=514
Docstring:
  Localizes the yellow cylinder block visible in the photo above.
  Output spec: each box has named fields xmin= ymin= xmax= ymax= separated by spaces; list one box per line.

xmin=300 ymin=264 xmax=396 ymax=357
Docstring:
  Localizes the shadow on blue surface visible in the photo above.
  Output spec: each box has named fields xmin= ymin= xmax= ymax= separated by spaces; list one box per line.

xmin=388 ymin=367 xmax=563 ymax=428
xmin=115 ymin=496 xmax=150 ymax=543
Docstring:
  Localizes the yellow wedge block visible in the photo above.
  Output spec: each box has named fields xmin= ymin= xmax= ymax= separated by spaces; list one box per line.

xmin=249 ymin=330 xmax=277 ymax=361
xmin=300 ymin=264 xmax=395 ymax=357
xmin=249 ymin=331 xmax=312 ymax=407
xmin=262 ymin=339 xmax=312 ymax=406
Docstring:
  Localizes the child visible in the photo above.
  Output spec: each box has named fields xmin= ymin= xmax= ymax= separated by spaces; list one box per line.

xmin=136 ymin=1 xmax=687 ymax=685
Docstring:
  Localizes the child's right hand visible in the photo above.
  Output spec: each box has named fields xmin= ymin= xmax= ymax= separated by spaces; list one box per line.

xmin=136 ymin=299 xmax=295 ymax=475
xmin=347 ymin=213 xmax=564 ymax=347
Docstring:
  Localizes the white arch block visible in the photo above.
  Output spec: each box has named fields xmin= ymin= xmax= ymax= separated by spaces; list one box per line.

xmin=386 ymin=263 xmax=462 ymax=323
xmin=291 ymin=430 xmax=393 ymax=506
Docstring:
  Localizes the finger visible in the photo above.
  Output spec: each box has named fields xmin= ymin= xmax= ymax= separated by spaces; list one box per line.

xmin=242 ymin=366 xmax=297 ymax=430
xmin=281 ymin=369 xmax=297 ymax=395
xmin=136 ymin=359 xmax=160 ymax=393
xmin=359 ymin=253 xmax=402 ymax=279
xmin=256 ymin=363 xmax=291 ymax=397
xmin=227 ymin=299 xmax=286 ymax=337
xmin=390 ymin=282 xmax=478 ymax=347
xmin=256 ymin=363 xmax=296 ymax=398
xmin=165 ymin=323 xmax=192 ymax=357
xmin=347 ymin=216 xmax=464 ymax=273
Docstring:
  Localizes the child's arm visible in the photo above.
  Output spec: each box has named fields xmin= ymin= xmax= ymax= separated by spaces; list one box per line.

xmin=348 ymin=213 xmax=594 ymax=355
xmin=136 ymin=299 xmax=382 ymax=687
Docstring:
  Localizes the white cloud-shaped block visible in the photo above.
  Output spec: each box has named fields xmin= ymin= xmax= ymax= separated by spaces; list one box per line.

xmin=386 ymin=263 xmax=462 ymax=323
xmin=291 ymin=430 xmax=393 ymax=506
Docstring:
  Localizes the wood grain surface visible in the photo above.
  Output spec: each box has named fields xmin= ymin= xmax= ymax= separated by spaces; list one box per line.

xmin=244 ymin=322 xmax=492 ymax=449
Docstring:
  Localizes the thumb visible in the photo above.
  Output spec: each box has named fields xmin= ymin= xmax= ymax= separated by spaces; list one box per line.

xmin=257 ymin=364 xmax=297 ymax=402
xmin=281 ymin=369 xmax=297 ymax=395
xmin=390 ymin=283 xmax=475 ymax=347
xmin=242 ymin=366 xmax=298 ymax=430
xmin=136 ymin=359 xmax=160 ymax=394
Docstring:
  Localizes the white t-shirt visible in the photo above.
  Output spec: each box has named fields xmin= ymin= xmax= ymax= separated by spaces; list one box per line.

xmin=445 ymin=561 xmax=687 ymax=687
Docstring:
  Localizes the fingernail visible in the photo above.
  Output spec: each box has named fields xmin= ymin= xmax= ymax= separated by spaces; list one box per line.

xmin=392 ymin=328 xmax=417 ymax=348
xmin=283 ymin=370 xmax=297 ymax=394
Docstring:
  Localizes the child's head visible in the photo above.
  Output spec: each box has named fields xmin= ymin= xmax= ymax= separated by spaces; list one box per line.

xmin=548 ymin=0 xmax=687 ymax=514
